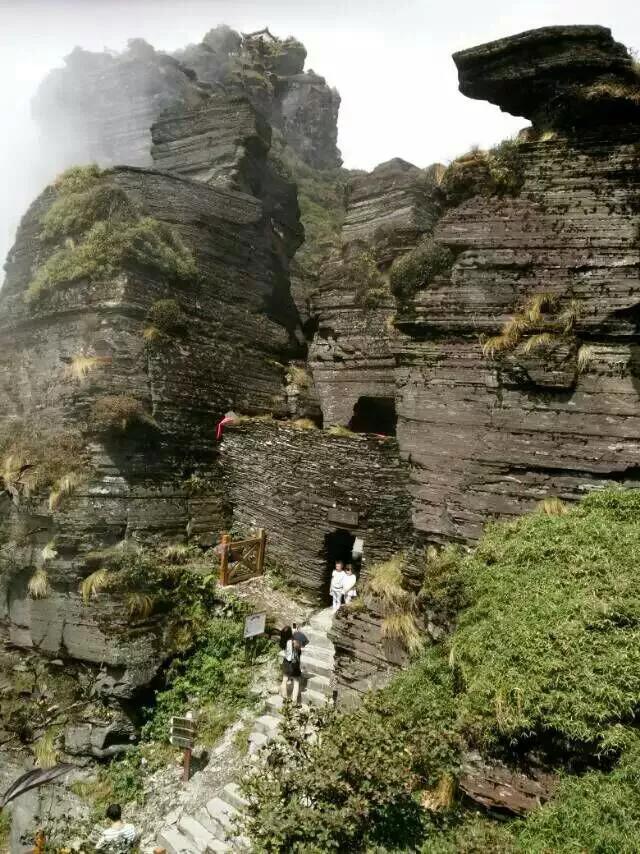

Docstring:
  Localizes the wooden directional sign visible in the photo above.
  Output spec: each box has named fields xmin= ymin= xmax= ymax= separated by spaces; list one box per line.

xmin=170 ymin=715 xmax=196 ymax=749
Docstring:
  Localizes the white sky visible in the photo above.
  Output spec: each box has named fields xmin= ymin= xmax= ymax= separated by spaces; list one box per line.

xmin=0 ymin=0 xmax=639 ymax=267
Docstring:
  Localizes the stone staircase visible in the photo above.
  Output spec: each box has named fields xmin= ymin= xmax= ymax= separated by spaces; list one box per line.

xmin=156 ymin=608 xmax=335 ymax=853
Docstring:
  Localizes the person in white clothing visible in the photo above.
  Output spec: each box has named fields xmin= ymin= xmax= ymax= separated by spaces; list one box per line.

xmin=343 ymin=563 xmax=357 ymax=604
xmin=93 ymin=804 xmax=137 ymax=852
xmin=330 ymin=560 xmax=345 ymax=611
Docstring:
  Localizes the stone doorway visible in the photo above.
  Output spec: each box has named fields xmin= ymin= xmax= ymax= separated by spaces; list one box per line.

xmin=348 ymin=396 xmax=397 ymax=436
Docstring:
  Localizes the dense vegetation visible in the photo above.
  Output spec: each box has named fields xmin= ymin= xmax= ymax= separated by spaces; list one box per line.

xmin=241 ymin=489 xmax=640 ymax=852
xmin=27 ymin=165 xmax=197 ymax=302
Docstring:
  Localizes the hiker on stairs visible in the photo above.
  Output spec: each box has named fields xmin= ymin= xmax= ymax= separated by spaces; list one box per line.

xmin=279 ymin=625 xmax=302 ymax=704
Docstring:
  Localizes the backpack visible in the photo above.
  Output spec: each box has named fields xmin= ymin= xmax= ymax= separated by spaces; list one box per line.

xmin=285 ymin=638 xmax=300 ymax=664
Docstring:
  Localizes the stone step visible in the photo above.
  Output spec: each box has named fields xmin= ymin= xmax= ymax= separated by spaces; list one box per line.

xmin=248 ymin=730 xmax=270 ymax=754
xmin=253 ymin=714 xmax=281 ymax=737
xmin=205 ymin=797 xmax=250 ymax=849
xmin=304 ymin=687 xmax=332 ymax=708
xmin=303 ymin=643 xmax=334 ymax=663
xmin=306 ymin=673 xmax=332 ymax=695
xmin=301 ymin=654 xmax=333 ymax=679
xmin=194 ymin=808 xmax=231 ymax=849
xmin=178 ymin=814 xmax=223 ymax=852
xmin=220 ymin=781 xmax=249 ymax=812
xmin=156 ymin=826 xmax=198 ymax=854
xmin=309 ymin=609 xmax=334 ymax=632
xmin=303 ymin=626 xmax=334 ymax=649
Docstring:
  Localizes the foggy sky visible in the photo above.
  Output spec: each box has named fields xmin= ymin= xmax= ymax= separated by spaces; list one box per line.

xmin=1 ymin=0 xmax=639 ymax=270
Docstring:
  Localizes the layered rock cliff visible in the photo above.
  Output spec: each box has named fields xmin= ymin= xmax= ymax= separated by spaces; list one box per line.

xmin=2 ymin=22 xmax=639 ymax=716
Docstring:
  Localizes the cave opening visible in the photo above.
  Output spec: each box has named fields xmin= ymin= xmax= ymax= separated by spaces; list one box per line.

xmin=348 ymin=396 xmax=397 ymax=436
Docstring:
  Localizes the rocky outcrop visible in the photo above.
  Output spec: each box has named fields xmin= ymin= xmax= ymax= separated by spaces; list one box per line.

xmin=454 ymin=25 xmax=640 ymax=127
xmin=33 ymin=27 xmax=341 ymax=178
xmin=0 ymin=162 xmax=302 ymax=692
xmin=309 ymin=26 xmax=640 ymax=548
xmin=310 ymin=159 xmax=440 ymax=426
xmin=221 ymin=421 xmax=413 ymax=596
xmin=32 ymin=41 xmax=210 ymax=172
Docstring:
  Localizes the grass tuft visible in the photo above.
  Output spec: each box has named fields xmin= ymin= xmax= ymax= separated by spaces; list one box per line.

xmin=577 ymin=344 xmax=595 ymax=373
xmin=49 ymin=471 xmax=84 ymax=511
xmin=90 ymin=395 xmax=156 ymax=433
xmin=520 ymin=332 xmax=555 ymax=355
xmin=28 ymin=568 xmax=51 ymax=600
xmin=33 ymin=728 xmax=59 ymax=769
xmin=79 ymin=568 xmax=111 ymax=604
xmin=41 ymin=540 xmax=58 ymax=562
xmin=538 ymin=496 xmax=569 ymax=516
xmin=382 ymin=611 xmax=423 ymax=653
xmin=64 ymin=354 xmax=112 ymax=382
xmin=127 ymin=592 xmax=154 ymax=620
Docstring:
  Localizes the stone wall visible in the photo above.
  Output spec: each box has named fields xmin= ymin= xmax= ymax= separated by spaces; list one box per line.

xmin=221 ymin=421 xmax=414 ymax=597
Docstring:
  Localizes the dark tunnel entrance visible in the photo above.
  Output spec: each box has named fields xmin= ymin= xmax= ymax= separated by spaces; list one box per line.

xmin=348 ymin=396 xmax=397 ymax=436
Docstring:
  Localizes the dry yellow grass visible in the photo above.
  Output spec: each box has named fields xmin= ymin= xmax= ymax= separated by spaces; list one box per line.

xmin=49 ymin=471 xmax=84 ymax=511
xmin=577 ymin=344 xmax=595 ymax=374
xmin=127 ymin=592 xmax=154 ymax=619
xmin=420 ymin=774 xmax=456 ymax=811
xmin=64 ymin=354 xmax=112 ymax=382
xmin=291 ymin=418 xmax=318 ymax=430
xmin=538 ymin=496 xmax=569 ymax=516
xmin=367 ymin=554 xmax=411 ymax=609
xmin=521 ymin=333 xmax=555 ymax=355
xmin=28 ymin=568 xmax=51 ymax=600
xmin=41 ymin=540 xmax=58 ymax=562
xmin=33 ymin=728 xmax=58 ymax=769
xmin=381 ymin=612 xmax=423 ymax=653
xmin=79 ymin=568 xmax=110 ymax=604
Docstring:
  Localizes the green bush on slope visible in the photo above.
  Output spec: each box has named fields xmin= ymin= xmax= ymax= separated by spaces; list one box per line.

xmin=28 ymin=165 xmax=197 ymax=302
xmin=241 ymin=490 xmax=640 ymax=852
xmin=451 ymin=489 xmax=640 ymax=753
xmin=240 ymin=647 xmax=459 ymax=852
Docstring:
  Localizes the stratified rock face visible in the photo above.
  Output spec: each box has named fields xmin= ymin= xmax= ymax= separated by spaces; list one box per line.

xmin=454 ymin=25 xmax=640 ymax=127
xmin=221 ymin=422 xmax=413 ymax=596
xmin=279 ymin=72 xmax=341 ymax=170
xmin=175 ymin=28 xmax=341 ymax=169
xmin=330 ymin=600 xmax=409 ymax=707
xmin=150 ymin=93 xmax=303 ymax=259
xmin=310 ymin=158 xmax=440 ymax=427
xmin=32 ymin=42 xmax=209 ymax=172
xmin=33 ymin=27 xmax=341 ymax=178
xmin=0 ymin=166 xmax=300 ymax=691
xmin=396 ymin=127 xmax=640 ymax=542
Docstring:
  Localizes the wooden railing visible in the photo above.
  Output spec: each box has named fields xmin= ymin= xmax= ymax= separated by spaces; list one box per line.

xmin=218 ymin=528 xmax=267 ymax=585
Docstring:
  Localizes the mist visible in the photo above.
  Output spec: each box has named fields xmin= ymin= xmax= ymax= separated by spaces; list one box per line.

xmin=1 ymin=0 xmax=639 ymax=272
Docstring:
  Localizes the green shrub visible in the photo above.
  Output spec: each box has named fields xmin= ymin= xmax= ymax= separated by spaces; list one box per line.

xmin=144 ymin=298 xmax=188 ymax=343
xmin=389 ymin=238 xmax=453 ymax=302
xmin=89 ymin=395 xmax=156 ymax=433
xmin=516 ymin=736 xmax=640 ymax=853
xmin=53 ymin=164 xmax=102 ymax=195
xmin=28 ymin=216 xmax=197 ymax=302
xmin=42 ymin=184 xmax=138 ymax=241
xmin=143 ymin=615 xmax=259 ymax=745
xmin=347 ymin=249 xmax=389 ymax=307
xmin=451 ymin=489 xmax=640 ymax=753
xmin=441 ymin=139 xmax=525 ymax=207
xmin=240 ymin=646 xmax=459 ymax=852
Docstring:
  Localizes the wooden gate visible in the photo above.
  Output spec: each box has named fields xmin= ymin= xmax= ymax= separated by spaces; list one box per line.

xmin=218 ymin=529 xmax=267 ymax=585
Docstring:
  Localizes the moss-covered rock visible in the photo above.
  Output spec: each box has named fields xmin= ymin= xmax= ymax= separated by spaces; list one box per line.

xmin=389 ymin=238 xmax=453 ymax=302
